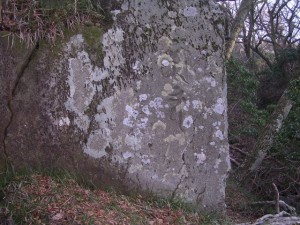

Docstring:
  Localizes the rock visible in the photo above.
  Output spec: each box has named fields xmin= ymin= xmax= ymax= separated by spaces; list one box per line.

xmin=0 ymin=32 xmax=35 ymax=172
xmin=1 ymin=0 xmax=230 ymax=213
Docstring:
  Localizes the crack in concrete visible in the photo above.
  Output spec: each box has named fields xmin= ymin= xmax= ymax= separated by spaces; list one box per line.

xmin=2 ymin=43 xmax=39 ymax=169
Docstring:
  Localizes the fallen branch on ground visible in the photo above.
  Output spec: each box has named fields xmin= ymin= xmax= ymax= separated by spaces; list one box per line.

xmin=237 ymin=211 xmax=300 ymax=225
xmin=249 ymin=200 xmax=296 ymax=215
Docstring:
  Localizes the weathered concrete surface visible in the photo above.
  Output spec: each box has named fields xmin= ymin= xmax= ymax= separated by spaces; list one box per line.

xmin=2 ymin=0 xmax=230 ymax=212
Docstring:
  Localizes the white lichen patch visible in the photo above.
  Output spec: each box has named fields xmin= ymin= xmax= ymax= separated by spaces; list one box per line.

xmin=111 ymin=9 xmax=121 ymax=19
xmin=125 ymin=129 xmax=143 ymax=151
xmin=168 ymin=11 xmax=177 ymax=18
xmin=66 ymin=58 xmax=96 ymax=109
xmin=197 ymin=67 xmax=203 ymax=73
xmin=139 ymin=94 xmax=148 ymax=102
xmin=141 ymin=155 xmax=151 ymax=165
xmin=122 ymin=151 xmax=133 ymax=159
xmin=149 ymin=97 xmax=163 ymax=109
xmin=220 ymin=145 xmax=228 ymax=153
xmin=65 ymin=56 xmax=96 ymax=132
xmin=183 ymin=116 xmax=193 ymax=128
xmin=142 ymin=105 xmax=152 ymax=115
xmin=123 ymin=105 xmax=139 ymax=127
xmin=183 ymin=100 xmax=190 ymax=111
xmin=171 ymin=24 xmax=177 ymax=32
xmin=162 ymin=60 xmax=170 ymax=66
xmin=192 ymin=100 xmax=203 ymax=110
xmin=157 ymin=54 xmax=173 ymax=67
xmin=64 ymin=34 xmax=84 ymax=52
xmin=212 ymin=121 xmax=222 ymax=127
xmin=74 ymin=116 xmax=90 ymax=132
xmin=215 ymin=130 xmax=225 ymax=140
xmin=183 ymin=6 xmax=198 ymax=17
xmin=95 ymin=96 xmax=116 ymax=127
xmin=137 ymin=117 xmax=149 ymax=129
xmin=104 ymin=27 xmax=124 ymax=43
xmin=156 ymin=111 xmax=165 ymax=119
xmin=64 ymin=32 xmax=128 ymax=133
xmin=201 ymin=50 xmax=207 ymax=57
xmin=194 ymin=152 xmax=206 ymax=164
xmin=123 ymin=118 xmax=134 ymax=127
xmin=149 ymin=97 xmax=165 ymax=118
xmin=136 ymin=80 xmax=142 ymax=90
xmin=151 ymin=174 xmax=159 ymax=180
xmin=132 ymin=60 xmax=140 ymax=70
xmin=214 ymin=158 xmax=222 ymax=170
xmin=102 ymin=27 xmax=125 ymax=75
xmin=58 ymin=117 xmax=70 ymax=126
xmin=213 ymin=98 xmax=225 ymax=115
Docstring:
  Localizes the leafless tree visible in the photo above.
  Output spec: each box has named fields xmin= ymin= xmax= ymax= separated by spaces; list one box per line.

xmin=225 ymin=0 xmax=255 ymax=60
xmin=225 ymin=0 xmax=300 ymax=178
xmin=236 ymin=0 xmax=300 ymax=67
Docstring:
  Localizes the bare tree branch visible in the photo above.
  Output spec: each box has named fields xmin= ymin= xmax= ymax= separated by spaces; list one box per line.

xmin=272 ymin=183 xmax=280 ymax=213
xmin=249 ymin=45 xmax=273 ymax=69
xmin=225 ymin=0 xmax=255 ymax=60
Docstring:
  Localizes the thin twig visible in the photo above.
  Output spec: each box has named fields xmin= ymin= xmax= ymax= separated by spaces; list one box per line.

xmin=230 ymin=157 xmax=240 ymax=167
xmin=272 ymin=183 xmax=280 ymax=213
xmin=230 ymin=145 xmax=250 ymax=156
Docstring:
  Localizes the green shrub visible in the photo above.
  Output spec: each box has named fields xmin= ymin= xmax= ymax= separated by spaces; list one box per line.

xmin=227 ymin=59 xmax=268 ymax=138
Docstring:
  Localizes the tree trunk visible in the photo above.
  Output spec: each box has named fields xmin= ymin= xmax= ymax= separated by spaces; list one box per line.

xmin=243 ymin=3 xmax=254 ymax=61
xmin=240 ymin=90 xmax=293 ymax=175
xmin=225 ymin=0 xmax=254 ymax=60
xmin=0 ymin=0 xmax=2 ymax=22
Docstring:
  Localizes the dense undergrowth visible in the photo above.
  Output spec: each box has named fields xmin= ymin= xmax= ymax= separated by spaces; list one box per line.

xmin=227 ymin=47 xmax=300 ymax=212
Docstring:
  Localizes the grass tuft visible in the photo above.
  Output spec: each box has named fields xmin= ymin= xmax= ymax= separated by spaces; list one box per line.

xmin=0 ymin=0 xmax=105 ymax=46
